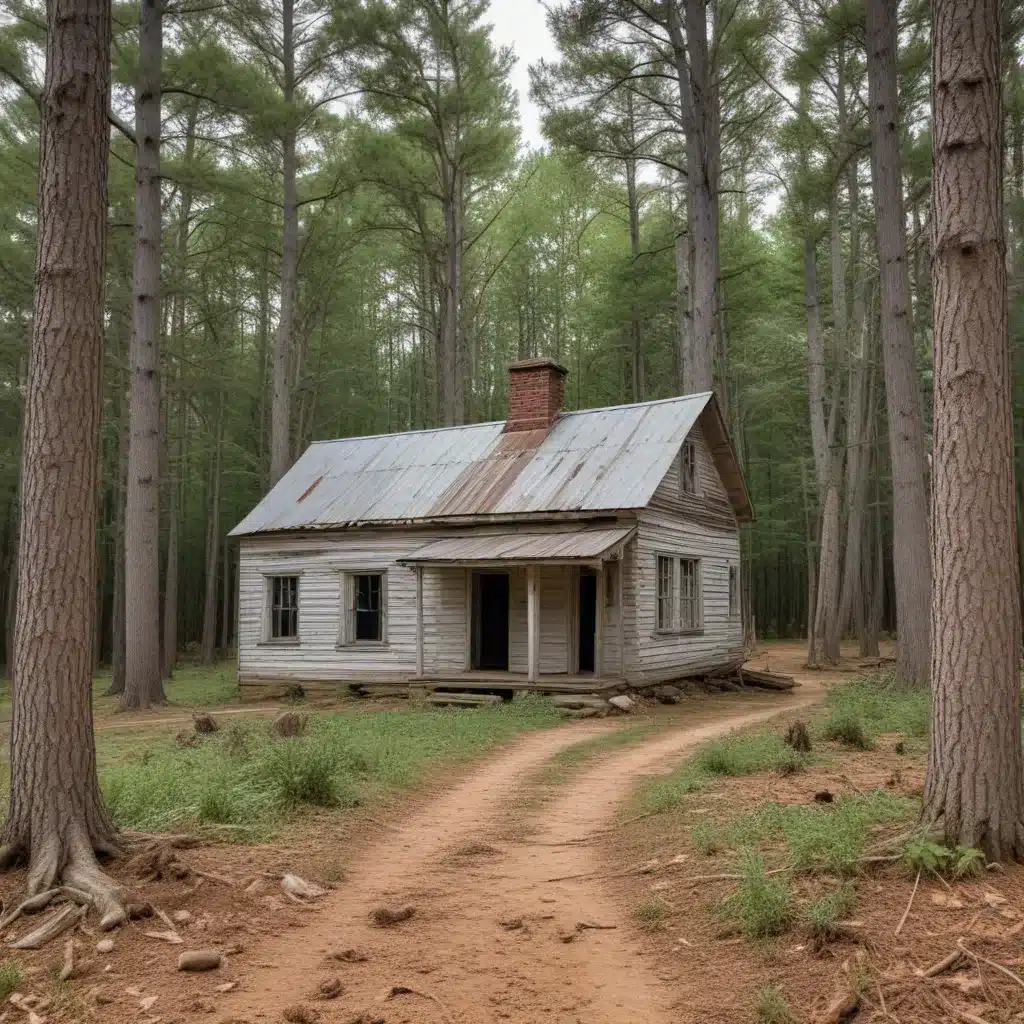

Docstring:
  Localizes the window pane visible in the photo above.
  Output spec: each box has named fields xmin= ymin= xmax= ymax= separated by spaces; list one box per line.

xmin=354 ymin=574 xmax=383 ymax=641
xmin=270 ymin=576 xmax=299 ymax=638
xmin=657 ymin=556 xmax=673 ymax=630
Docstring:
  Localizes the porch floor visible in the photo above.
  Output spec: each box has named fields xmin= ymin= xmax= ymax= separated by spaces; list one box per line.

xmin=412 ymin=671 xmax=625 ymax=695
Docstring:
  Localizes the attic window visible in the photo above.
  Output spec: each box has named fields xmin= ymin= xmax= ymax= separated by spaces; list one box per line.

xmin=679 ymin=440 xmax=697 ymax=496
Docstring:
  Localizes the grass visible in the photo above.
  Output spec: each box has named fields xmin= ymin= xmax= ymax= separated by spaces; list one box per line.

xmin=753 ymin=985 xmax=797 ymax=1024
xmin=720 ymin=852 xmax=792 ymax=938
xmin=819 ymin=676 xmax=931 ymax=751
xmin=530 ymin=723 xmax=657 ymax=786
xmin=0 ymin=962 xmax=22 ymax=1001
xmin=804 ymin=883 xmax=857 ymax=938
xmin=100 ymin=695 xmax=562 ymax=839
xmin=633 ymin=730 xmax=809 ymax=815
xmin=635 ymin=899 xmax=670 ymax=930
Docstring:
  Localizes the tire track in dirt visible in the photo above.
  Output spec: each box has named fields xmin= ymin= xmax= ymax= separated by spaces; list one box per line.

xmin=223 ymin=693 xmax=813 ymax=1024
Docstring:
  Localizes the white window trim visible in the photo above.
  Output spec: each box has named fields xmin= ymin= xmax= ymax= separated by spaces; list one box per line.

xmin=653 ymin=554 xmax=704 ymax=636
xmin=337 ymin=568 xmax=390 ymax=647
xmin=261 ymin=572 xmax=302 ymax=645
xmin=655 ymin=555 xmax=675 ymax=632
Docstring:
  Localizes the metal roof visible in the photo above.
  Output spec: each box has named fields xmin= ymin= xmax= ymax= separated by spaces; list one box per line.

xmin=230 ymin=392 xmax=752 ymax=536
xmin=398 ymin=526 xmax=636 ymax=565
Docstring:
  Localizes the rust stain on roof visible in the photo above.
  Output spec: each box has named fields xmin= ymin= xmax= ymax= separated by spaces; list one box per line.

xmin=296 ymin=475 xmax=323 ymax=503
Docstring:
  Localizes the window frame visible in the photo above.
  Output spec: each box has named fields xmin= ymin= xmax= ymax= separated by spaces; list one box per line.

xmin=678 ymin=558 xmax=702 ymax=632
xmin=656 ymin=555 xmax=675 ymax=631
xmin=263 ymin=573 xmax=300 ymax=644
xmin=678 ymin=439 xmax=698 ymax=496
xmin=338 ymin=569 xmax=389 ymax=647
xmin=728 ymin=565 xmax=740 ymax=618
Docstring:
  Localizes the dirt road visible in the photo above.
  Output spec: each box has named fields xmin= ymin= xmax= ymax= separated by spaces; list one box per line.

xmin=224 ymin=689 xmax=816 ymax=1024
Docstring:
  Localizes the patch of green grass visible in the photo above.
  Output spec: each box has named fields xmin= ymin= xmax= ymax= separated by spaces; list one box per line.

xmin=804 ymin=883 xmax=857 ymax=939
xmin=690 ymin=819 xmax=721 ymax=856
xmin=632 ymin=729 xmax=809 ymax=816
xmin=753 ymin=985 xmax=796 ymax=1024
xmin=821 ymin=710 xmax=874 ymax=749
xmin=101 ymin=695 xmax=562 ymax=839
xmin=821 ymin=677 xmax=931 ymax=748
xmin=0 ymin=962 xmax=22 ymax=1001
xmin=635 ymin=899 xmax=669 ymax=930
xmin=720 ymin=852 xmax=792 ymax=938
xmin=533 ymin=723 xmax=656 ymax=786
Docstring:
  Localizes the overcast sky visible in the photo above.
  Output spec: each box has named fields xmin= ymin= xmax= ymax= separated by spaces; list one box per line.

xmin=487 ymin=0 xmax=559 ymax=151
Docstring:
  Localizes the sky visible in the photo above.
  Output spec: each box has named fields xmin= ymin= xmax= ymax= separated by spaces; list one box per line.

xmin=487 ymin=0 xmax=559 ymax=151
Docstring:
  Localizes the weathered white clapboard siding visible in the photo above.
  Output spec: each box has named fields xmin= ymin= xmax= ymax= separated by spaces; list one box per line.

xmin=631 ymin=505 xmax=742 ymax=683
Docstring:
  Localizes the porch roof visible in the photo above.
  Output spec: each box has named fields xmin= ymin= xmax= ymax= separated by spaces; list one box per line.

xmin=399 ymin=525 xmax=636 ymax=567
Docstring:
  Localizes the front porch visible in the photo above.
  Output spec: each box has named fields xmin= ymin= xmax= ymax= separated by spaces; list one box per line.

xmin=400 ymin=526 xmax=634 ymax=693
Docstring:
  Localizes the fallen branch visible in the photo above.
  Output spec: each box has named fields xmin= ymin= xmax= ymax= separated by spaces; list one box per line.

xmin=10 ymin=903 xmax=86 ymax=949
xmin=58 ymin=938 xmax=76 ymax=982
xmin=575 ymin=921 xmax=618 ymax=931
xmin=922 ymin=949 xmax=964 ymax=978
xmin=958 ymin=940 xmax=1024 ymax=993
xmin=683 ymin=868 xmax=790 ymax=885
xmin=191 ymin=869 xmax=235 ymax=887
xmin=542 ymin=871 xmax=602 ymax=884
xmin=894 ymin=868 xmax=921 ymax=937
xmin=384 ymin=985 xmax=453 ymax=1022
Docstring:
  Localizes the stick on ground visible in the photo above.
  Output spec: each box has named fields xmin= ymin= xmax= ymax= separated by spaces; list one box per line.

xmin=894 ymin=868 xmax=921 ymax=936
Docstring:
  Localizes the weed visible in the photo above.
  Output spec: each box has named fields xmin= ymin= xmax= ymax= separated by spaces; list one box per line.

xmin=696 ymin=733 xmax=807 ymax=777
xmin=283 ymin=683 xmax=307 ymax=703
xmin=823 ymin=677 xmax=930 ymax=744
xmin=720 ymin=853 xmax=792 ymax=938
xmin=223 ymin=721 xmax=254 ymax=759
xmin=635 ymin=900 xmax=669 ymax=930
xmin=784 ymin=721 xmax=812 ymax=754
xmin=902 ymin=838 xmax=985 ymax=879
xmin=753 ymin=985 xmax=796 ymax=1024
xmin=821 ymin=710 xmax=874 ymax=749
xmin=318 ymin=860 xmax=346 ymax=885
xmin=260 ymin=739 xmax=355 ymax=809
xmin=0 ymin=962 xmax=22 ymax=1001
xmin=804 ymin=883 xmax=857 ymax=939
xmin=690 ymin=819 xmax=721 ymax=856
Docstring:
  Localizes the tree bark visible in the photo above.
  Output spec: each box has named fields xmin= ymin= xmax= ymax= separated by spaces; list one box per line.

xmin=440 ymin=162 xmax=464 ymax=426
xmin=667 ymin=0 xmax=718 ymax=394
xmin=270 ymin=0 xmax=298 ymax=485
xmin=107 ymin=415 xmax=127 ymax=696
xmin=201 ymin=393 xmax=224 ymax=664
xmin=866 ymin=0 xmax=933 ymax=688
xmin=924 ymin=0 xmax=1024 ymax=860
xmin=2 ymin=0 xmax=124 ymax=921
xmin=122 ymin=0 xmax=165 ymax=710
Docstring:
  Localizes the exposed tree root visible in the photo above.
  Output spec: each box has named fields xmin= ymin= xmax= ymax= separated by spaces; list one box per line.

xmin=10 ymin=903 xmax=86 ymax=949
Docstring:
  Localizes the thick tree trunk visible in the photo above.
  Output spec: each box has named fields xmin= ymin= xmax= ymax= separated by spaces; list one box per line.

xmin=667 ymin=0 xmax=718 ymax=394
xmin=270 ymin=0 xmax=297 ymax=486
xmin=924 ymin=0 xmax=1024 ymax=860
xmin=219 ymin=533 xmax=230 ymax=653
xmin=675 ymin=225 xmax=690 ymax=394
xmin=440 ymin=164 xmax=464 ymax=426
xmin=122 ymin=0 xmax=165 ymax=710
xmin=866 ymin=0 xmax=933 ymax=688
xmin=1 ymin=0 xmax=124 ymax=921
xmin=107 ymin=408 xmax=128 ymax=696
xmin=625 ymin=132 xmax=644 ymax=401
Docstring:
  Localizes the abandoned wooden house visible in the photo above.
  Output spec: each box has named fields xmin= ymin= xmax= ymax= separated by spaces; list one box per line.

xmin=230 ymin=359 xmax=754 ymax=699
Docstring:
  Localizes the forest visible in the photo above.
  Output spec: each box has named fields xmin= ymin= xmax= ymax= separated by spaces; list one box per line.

xmin=1 ymin=0 xmax=983 ymax=692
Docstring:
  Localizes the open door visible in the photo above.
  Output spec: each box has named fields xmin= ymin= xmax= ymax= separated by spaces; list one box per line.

xmin=471 ymin=571 xmax=510 ymax=671
xmin=578 ymin=569 xmax=597 ymax=674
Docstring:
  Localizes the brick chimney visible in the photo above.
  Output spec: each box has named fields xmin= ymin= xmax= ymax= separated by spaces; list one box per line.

xmin=505 ymin=358 xmax=568 ymax=432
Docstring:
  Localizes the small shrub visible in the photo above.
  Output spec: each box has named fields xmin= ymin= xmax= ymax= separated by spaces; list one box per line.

xmin=282 ymin=683 xmax=306 ymax=703
xmin=902 ymin=838 xmax=985 ymax=879
xmin=822 ymin=710 xmax=874 ymax=749
xmin=691 ymin=819 xmax=721 ymax=856
xmin=753 ymin=985 xmax=796 ymax=1024
xmin=784 ymin=721 xmax=812 ymax=754
xmin=0 ymin=962 xmax=22 ymax=1001
xmin=804 ymin=883 xmax=857 ymax=939
xmin=260 ymin=740 xmax=344 ymax=808
xmin=197 ymin=782 xmax=240 ymax=824
xmin=222 ymin=721 xmax=254 ymax=758
xmin=318 ymin=859 xmax=346 ymax=885
xmin=720 ymin=853 xmax=792 ymax=938
xmin=695 ymin=733 xmax=808 ymax=778
xmin=635 ymin=900 xmax=669 ymax=930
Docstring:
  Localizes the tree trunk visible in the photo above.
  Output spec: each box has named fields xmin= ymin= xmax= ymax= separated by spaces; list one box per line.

xmin=122 ymin=0 xmax=164 ymax=710
xmin=440 ymin=163 xmax=464 ymax=426
xmin=866 ymin=0 xmax=933 ymax=687
xmin=107 ymin=406 xmax=128 ymax=696
xmin=675 ymin=225 xmax=690 ymax=394
xmin=219 ymin=533 xmax=230 ymax=653
xmin=201 ymin=394 xmax=224 ymax=665
xmin=270 ymin=0 xmax=297 ymax=486
xmin=667 ymin=0 xmax=718 ymax=394
xmin=1 ymin=0 xmax=124 ymax=921
xmin=924 ymin=0 xmax=1024 ymax=860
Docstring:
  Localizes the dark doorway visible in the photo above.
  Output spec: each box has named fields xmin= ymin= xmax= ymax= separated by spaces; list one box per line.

xmin=578 ymin=570 xmax=597 ymax=673
xmin=472 ymin=572 xmax=510 ymax=671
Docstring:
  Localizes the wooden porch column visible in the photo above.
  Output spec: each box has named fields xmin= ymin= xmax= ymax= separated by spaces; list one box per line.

xmin=527 ymin=564 xmax=539 ymax=683
xmin=415 ymin=565 xmax=424 ymax=678
xmin=595 ymin=563 xmax=605 ymax=678
xmin=617 ymin=559 xmax=625 ymax=679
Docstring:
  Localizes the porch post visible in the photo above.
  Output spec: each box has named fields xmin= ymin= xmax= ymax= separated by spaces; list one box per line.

xmin=527 ymin=564 xmax=539 ymax=683
xmin=415 ymin=565 xmax=424 ymax=678
xmin=617 ymin=559 xmax=625 ymax=679
xmin=595 ymin=563 xmax=605 ymax=678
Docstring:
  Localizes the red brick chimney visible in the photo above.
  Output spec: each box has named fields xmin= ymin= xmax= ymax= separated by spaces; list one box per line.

xmin=505 ymin=358 xmax=568 ymax=432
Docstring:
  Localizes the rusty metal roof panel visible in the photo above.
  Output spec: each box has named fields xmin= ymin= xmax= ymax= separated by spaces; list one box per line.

xmin=230 ymin=393 xmax=718 ymax=536
xmin=400 ymin=526 xmax=637 ymax=564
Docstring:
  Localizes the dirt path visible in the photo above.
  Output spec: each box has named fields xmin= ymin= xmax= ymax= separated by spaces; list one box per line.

xmin=223 ymin=690 xmax=815 ymax=1024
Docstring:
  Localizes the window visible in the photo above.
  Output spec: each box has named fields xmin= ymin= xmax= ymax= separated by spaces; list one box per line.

xmin=679 ymin=559 xmax=701 ymax=630
xmin=269 ymin=576 xmax=299 ymax=640
xmin=341 ymin=571 xmax=387 ymax=644
xmin=656 ymin=556 xmax=674 ymax=631
xmin=605 ymin=561 xmax=619 ymax=607
xmin=729 ymin=566 xmax=739 ymax=617
xmin=679 ymin=439 xmax=697 ymax=495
